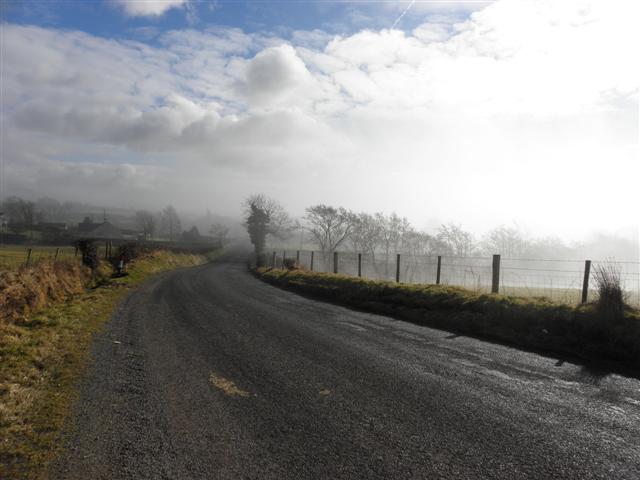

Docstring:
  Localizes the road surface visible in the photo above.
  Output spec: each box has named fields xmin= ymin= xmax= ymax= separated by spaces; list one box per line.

xmin=52 ymin=253 xmax=640 ymax=479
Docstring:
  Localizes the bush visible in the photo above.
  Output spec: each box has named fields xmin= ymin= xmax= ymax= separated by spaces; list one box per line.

xmin=593 ymin=262 xmax=627 ymax=319
xmin=76 ymin=240 xmax=98 ymax=270
xmin=111 ymin=243 xmax=152 ymax=265
xmin=283 ymin=257 xmax=301 ymax=270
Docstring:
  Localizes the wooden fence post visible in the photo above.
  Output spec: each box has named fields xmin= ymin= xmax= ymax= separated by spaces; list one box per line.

xmin=436 ymin=256 xmax=442 ymax=285
xmin=25 ymin=248 xmax=32 ymax=266
xmin=310 ymin=251 xmax=314 ymax=271
xmin=396 ymin=253 xmax=401 ymax=283
xmin=581 ymin=260 xmax=592 ymax=304
xmin=358 ymin=253 xmax=362 ymax=277
xmin=333 ymin=251 xmax=338 ymax=274
xmin=54 ymin=247 xmax=59 ymax=260
xmin=296 ymin=250 xmax=300 ymax=264
xmin=272 ymin=251 xmax=276 ymax=268
xmin=491 ymin=254 xmax=501 ymax=294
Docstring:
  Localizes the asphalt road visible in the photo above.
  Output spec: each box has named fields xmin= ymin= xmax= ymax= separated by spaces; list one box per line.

xmin=52 ymin=253 xmax=640 ymax=479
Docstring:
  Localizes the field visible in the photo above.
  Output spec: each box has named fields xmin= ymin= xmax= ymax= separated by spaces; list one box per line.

xmin=0 ymin=245 xmax=80 ymax=270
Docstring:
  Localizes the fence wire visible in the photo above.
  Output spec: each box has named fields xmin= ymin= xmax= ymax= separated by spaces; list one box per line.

xmin=275 ymin=249 xmax=640 ymax=307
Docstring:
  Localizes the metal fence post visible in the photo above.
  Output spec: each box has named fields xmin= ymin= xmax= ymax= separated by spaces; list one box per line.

xmin=310 ymin=251 xmax=314 ymax=271
xmin=26 ymin=248 xmax=32 ymax=266
xmin=491 ymin=254 xmax=501 ymax=293
xmin=581 ymin=260 xmax=591 ymax=304
xmin=358 ymin=253 xmax=362 ymax=277
xmin=54 ymin=247 xmax=59 ymax=260
xmin=396 ymin=253 xmax=401 ymax=283
xmin=436 ymin=256 xmax=442 ymax=284
xmin=333 ymin=251 xmax=338 ymax=274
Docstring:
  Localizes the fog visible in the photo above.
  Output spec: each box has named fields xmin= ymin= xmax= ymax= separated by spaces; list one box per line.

xmin=1 ymin=0 xmax=638 ymax=246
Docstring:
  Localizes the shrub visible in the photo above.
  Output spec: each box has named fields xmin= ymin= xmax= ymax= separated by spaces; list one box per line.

xmin=76 ymin=240 xmax=98 ymax=270
xmin=283 ymin=257 xmax=301 ymax=270
xmin=593 ymin=262 xmax=627 ymax=319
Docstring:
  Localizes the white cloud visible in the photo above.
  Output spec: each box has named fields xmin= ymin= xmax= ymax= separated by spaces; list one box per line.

xmin=2 ymin=0 xmax=639 ymax=239
xmin=112 ymin=0 xmax=188 ymax=17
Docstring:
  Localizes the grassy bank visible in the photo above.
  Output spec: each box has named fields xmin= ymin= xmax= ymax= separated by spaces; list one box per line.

xmin=0 ymin=249 xmax=217 ymax=479
xmin=256 ymin=268 xmax=640 ymax=367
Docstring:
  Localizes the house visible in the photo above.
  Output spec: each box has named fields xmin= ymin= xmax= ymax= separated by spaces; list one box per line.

xmin=76 ymin=217 xmax=123 ymax=240
xmin=181 ymin=226 xmax=202 ymax=243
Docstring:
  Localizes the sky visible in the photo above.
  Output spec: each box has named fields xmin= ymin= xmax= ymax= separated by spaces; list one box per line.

xmin=1 ymin=0 xmax=638 ymax=241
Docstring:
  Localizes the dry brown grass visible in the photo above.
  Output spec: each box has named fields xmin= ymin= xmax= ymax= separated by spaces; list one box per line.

xmin=0 ymin=260 xmax=94 ymax=325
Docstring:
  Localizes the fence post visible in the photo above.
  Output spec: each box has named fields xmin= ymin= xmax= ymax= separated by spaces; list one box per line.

xmin=581 ymin=260 xmax=591 ymax=304
xmin=282 ymin=250 xmax=286 ymax=269
xmin=333 ymin=251 xmax=338 ymax=274
xmin=296 ymin=250 xmax=300 ymax=264
xmin=436 ymin=256 xmax=442 ymax=284
xmin=491 ymin=254 xmax=501 ymax=294
xmin=272 ymin=251 xmax=276 ymax=268
xmin=358 ymin=253 xmax=362 ymax=277
xmin=396 ymin=254 xmax=401 ymax=283
xmin=54 ymin=247 xmax=59 ymax=260
xmin=26 ymin=248 xmax=32 ymax=266
xmin=105 ymin=241 xmax=109 ymax=259
xmin=310 ymin=251 xmax=314 ymax=271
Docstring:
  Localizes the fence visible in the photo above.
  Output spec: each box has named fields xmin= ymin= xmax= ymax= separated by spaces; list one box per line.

xmin=269 ymin=249 xmax=640 ymax=307
xmin=0 ymin=239 xmax=221 ymax=270
xmin=0 ymin=243 xmax=115 ymax=270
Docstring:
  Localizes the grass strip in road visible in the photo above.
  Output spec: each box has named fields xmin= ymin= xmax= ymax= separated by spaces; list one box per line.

xmin=0 ymin=249 xmax=219 ymax=480
xmin=255 ymin=268 xmax=640 ymax=369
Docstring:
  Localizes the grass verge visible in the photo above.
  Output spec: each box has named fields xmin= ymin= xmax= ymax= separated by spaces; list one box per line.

xmin=0 ymin=249 xmax=218 ymax=479
xmin=255 ymin=268 xmax=640 ymax=368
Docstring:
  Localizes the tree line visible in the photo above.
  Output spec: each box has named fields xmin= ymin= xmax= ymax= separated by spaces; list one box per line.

xmin=243 ymin=194 xmax=627 ymax=267
xmin=0 ymin=196 xmax=229 ymax=244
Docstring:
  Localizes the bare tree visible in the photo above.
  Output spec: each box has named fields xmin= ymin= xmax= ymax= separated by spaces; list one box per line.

xmin=161 ymin=205 xmax=181 ymax=241
xmin=436 ymin=223 xmax=474 ymax=257
xmin=20 ymin=201 xmax=35 ymax=233
xmin=135 ymin=210 xmax=156 ymax=240
xmin=481 ymin=225 xmax=529 ymax=257
xmin=349 ymin=212 xmax=381 ymax=257
xmin=243 ymin=194 xmax=291 ymax=265
xmin=2 ymin=196 xmax=32 ymax=233
xmin=305 ymin=205 xmax=355 ymax=266
xmin=375 ymin=212 xmax=413 ymax=277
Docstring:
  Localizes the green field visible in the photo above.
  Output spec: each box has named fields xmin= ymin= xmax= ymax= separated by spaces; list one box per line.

xmin=0 ymin=245 xmax=82 ymax=270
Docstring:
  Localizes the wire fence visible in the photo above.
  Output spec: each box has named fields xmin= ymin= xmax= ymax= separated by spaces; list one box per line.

xmin=270 ymin=249 xmax=640 ymax=307
xmin=0 ymin=245 xmax=110 ymax=270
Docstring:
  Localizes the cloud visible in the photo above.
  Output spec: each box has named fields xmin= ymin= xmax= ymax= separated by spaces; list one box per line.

xmin=112 ymin=0 xmax=188 ymax=17
xmin=2 ymin=0 xmax=639 ymax=238
xmin=243 ymin=45 xmax=318 ymax=108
